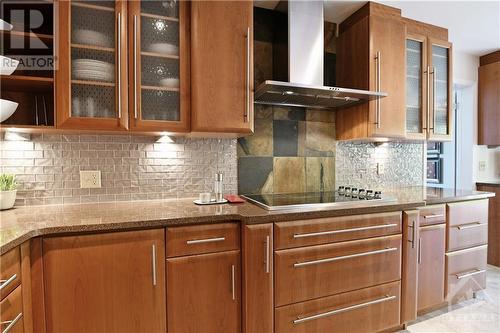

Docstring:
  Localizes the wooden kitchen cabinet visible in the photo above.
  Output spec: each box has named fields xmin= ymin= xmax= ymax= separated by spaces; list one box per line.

xmin=401 ymin=211 xmax=419 ymax=323
xmin=477 ymin=184 xmax=500 ymax=266
xmin=167 ymin=250 xmax=241 ymax=333
xmin=128 ymin=0 xmax=191 ymax=132
xmin=190 ymin=0 xmax=254 ymax=135
xmin=478 ymin=51 xmax=500 ymax=145
xmin=405 ymin=21 xmax=452 ymax=141
xmin=336 ymin=2 xmax=406 ymax=140
xmin=56 ymin=1 xmax=129 ymax=130
xmin=242 ymin=224 xmax=273 ymax=333
xmin=42 ymin=229 xmax=166 ymax=333
xmin=417 ymin=224 xmax=446 ymax=313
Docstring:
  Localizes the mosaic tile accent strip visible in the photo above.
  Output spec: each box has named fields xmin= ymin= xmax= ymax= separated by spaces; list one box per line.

xmin=0 ymin=134 xmax=237 ymax=206
xmin=335 ymin=141 xmax=425 ymax=189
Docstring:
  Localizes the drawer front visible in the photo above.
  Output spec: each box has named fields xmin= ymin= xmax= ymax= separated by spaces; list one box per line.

xmin=447 ymin=199 xmax=488 ymax=227
xmin=446 ymin=245 xmax=487 ymax=303
xmin=275 ymin=235 xmax=402 ymax=306
xmin=166 ymin=223 xmax=239 ymax=257
xmin=418 ymin=204 xmax=446 ymax=226
xmin=0 ymin=247 xmax=21 ymax=300
xmin=274 ymin=212 xmax=402 ymax=250
xmin=447 ymin=222 xmax=488 ymax=252
xmin=0 ymin=285 xmax=24 ymax=333
xmin=275 ymin=281 xmax=401 ymax=333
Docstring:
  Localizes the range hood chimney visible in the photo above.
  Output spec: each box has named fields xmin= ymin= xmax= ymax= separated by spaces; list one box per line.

xmin=254 ymin=1 xmax=387 ymax=109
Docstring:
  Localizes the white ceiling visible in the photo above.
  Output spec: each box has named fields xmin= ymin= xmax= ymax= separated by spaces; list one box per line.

xmin=254 ymin=0 xmax=500 ymax=56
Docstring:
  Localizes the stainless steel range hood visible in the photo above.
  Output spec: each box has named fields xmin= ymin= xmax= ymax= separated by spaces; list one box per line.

xmin=254 ymin=1 xmax=387 ymax=109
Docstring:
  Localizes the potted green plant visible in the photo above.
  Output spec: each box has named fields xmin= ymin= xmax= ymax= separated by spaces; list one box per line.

xmin=0 ymin=174 xmax=17 ymax=210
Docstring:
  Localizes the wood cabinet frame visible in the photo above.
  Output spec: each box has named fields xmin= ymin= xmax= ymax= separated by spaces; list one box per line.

xmin=56 ymin=1 xmax=129 ymax=131
xmin=128 ymin=0 xmax=191 ymax=133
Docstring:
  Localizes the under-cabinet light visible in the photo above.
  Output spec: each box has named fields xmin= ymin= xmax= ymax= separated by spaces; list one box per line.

xmin=3 ymin=130 xmax=31 ymax=141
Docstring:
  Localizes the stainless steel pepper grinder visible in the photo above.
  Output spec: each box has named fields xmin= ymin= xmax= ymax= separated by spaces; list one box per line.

xmin=214 ymin=171 xmax=224 ymax=202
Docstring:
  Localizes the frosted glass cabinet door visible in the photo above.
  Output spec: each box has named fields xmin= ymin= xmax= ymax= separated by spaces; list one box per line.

xmin=128 ymin=0 xmax=190 ymax=132
xmin=405 ymin=35 xmax=427 ymax=139
xmin=56 ymin=1 xmax=129 ymax=130
xmin=428 ymin=39 xmax=452 ymax=141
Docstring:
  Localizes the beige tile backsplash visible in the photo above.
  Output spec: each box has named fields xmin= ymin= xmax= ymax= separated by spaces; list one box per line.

xmin=0 ymin=134 xmax=237 ymax=206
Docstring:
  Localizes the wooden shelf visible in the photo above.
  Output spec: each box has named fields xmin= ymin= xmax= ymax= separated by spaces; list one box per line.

xmin=141 ymin=12 xmax=179 ymax=22
xmin=72 ymin=2 xmax=114 ymax=12
xmin=71 ymin=43 xmax=115 ymax=53
xmin=1 ymin=75 xmax=54 ymax=91
xmin=142 ymin=85 xmax=179 ymax=92
xmin=2 ymin=30 xmax=53 ymax=42
xmin=141 ymin=51 xmax=179 ymax=60
xmin=72 ymin=80 xmax=115 ymax=87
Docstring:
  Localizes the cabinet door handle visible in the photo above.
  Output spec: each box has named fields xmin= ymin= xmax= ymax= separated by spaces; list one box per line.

xmin=375 ymin=51 xmax=381 ymax=129
xmin=244 ymin=26 xmax=250 ymax=123
xmin=408 ymin=220 xmax=416 ymax=249
xmin=117 ymin=13 xmax=122 ymax=119
xmin=418 ymin=237 xmax=422 ymax=264
xmin=294 ymin=247 xmax=398 ymax=268
xmin=455 ymin=269 xmax=486 ymax=279
xmin=294 ymin=223 xmax=399 ymax=239
xmin=456 ymin=222 xmax=482 ymax=230
xmin=231 ymin=264 xmax=235 ymax=301
xmin=431 ymin=66 xmax=436 ymax=132
xmin=133 ymin=15 xmax=138 ymax=120
xmin=426 ymin=66 xmax=431 ymax=134
xmin=186 ymin=236 xmax=225 ymax=245
xmin=151 ymin=244 xmax=157 ymax=286
xmin=293 ymin=295 xmax=396 ymax=325
xmin=1 ymin=313 xmax=22 ymax=333
xmin=264 ymin=235 xmax=270 ymax=274
xmin=0 ymin=274 xmax=17 ymax=290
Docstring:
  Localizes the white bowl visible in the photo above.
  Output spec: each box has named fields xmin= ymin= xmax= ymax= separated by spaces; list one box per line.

xmin=159 ymin=78 xmax=179 ymax=88
xmin=148 ymin=42 xmax=179 ymax=55
xmin=73 ymin=29 xmax=112 ymax=48
xmin=0 ymin=99 xmax=19 ymax=123
xmin=0 ymin=55 xmax=19 ymax=75
xmin=0 ymin=190 xmax=17 ymax=210
xmin=0 ymin=19 xmax=13 ymax=32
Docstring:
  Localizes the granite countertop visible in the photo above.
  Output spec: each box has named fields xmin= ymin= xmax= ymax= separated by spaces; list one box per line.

xmin=0 ymin=187 xmax=494 ymax=254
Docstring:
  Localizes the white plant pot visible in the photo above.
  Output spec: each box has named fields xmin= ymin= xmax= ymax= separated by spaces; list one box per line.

xmin=0 ymin=190 xmax=17 ymax=210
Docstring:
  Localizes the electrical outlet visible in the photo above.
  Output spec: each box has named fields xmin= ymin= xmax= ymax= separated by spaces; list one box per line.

xmin=80 ymin=170 xmax=101 ymax=188
xmin=376 ymin=163 xmax=384 ymax=175
xmin=479 ymin=161 xmax=486 ymax=172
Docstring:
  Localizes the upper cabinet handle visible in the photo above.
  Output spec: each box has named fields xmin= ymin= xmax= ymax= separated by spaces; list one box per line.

xmin=117 ymin=13 xmax=122 ymax=119
xmin=426 ymin=66 xmax=431 ymax=134
xmin=0 ymin=274 xmax=17 ymax=290
xmin=133 ymin=15 xmax=138 ymax=120
xmin=375 ymin=51 xmax=381 ymax=129
xmin=245 ymin=26 xmax=250 ymax=123
xmin=430 ymin=66 xmax=436 ymax=132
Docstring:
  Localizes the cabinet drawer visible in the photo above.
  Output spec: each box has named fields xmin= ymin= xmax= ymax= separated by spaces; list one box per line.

xmin=447 ymin=200 xmax=488 ymax=227
xmin=446 ymin=245 xmax=487 ymax=303
xmin=0 ymin=285 xmax=24 ymax=333
xmin=418 ymin=204 xmax=446 ymax=226
xmin=166 ymin=223 xmax=240 ymax=257
xmin=275 ymin=281 xmax=401 ymax=333
xmin=275 ymin=235 xmax=402 ymax=306
xmin=447 ymin=221 xmax=488 ymax=251
xmin=0 ymin=247 xmax=21 ymax=300
xmin=274 ymin=212 xmax=402 ymax=250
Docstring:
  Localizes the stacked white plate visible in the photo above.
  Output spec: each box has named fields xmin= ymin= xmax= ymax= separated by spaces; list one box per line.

xmin=148 ymin=42 xmax=179 ymax=55
xmin=73 ymin=59 xmax=114 ymax=82
xmin=73 ymin=29 xmax=112 ymax=48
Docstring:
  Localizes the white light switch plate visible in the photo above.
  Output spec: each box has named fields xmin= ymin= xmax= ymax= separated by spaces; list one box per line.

xmin=80 ymin=170 xmax=101 ymax=188
xmin=479 ymin=161 xmax=486 ymax=172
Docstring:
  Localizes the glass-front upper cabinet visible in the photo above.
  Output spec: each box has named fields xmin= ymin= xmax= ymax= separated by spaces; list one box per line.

xmin=128 ymin=0 xmax=190 ymax=132
xmin=428 ymin=39 xmax=452 ymax=141
xmin=405 ymin=34 xmax=427 ymax=140
xmin=405 ymin=34 xmax=452 ymax=141
xmin=56 ymin=0 xmax=128 ymax=130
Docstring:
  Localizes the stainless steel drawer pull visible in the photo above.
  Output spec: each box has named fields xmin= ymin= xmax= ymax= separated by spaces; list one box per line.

xmin=0 ymin=274 xmax=17 ymax=290
xmin=151 ymin=244 xmax=157 ymax=286
xmin=456 ymin=222 xmax=483 ymax=230
xmin=455 ymin=269 xmax=486 ymax=280
xmin=265 ymin=235 xmax=270 ymax=274
xmin=293 ymin=247 xmax=398 ymax=268
xmin=293 ymin=295 xmax=396 ymax=325
xmin=231 ymin=264 xmax=235 ymax=301
xmin=422 ymin=214 xmax=444 ymax=219
xmin=293 ymin=223 xmax=399 ymax=239
xmin=186 ymin=237 xmax=225 ymax=245
xmin=1 ymin=312 xmax=22 ymax=333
